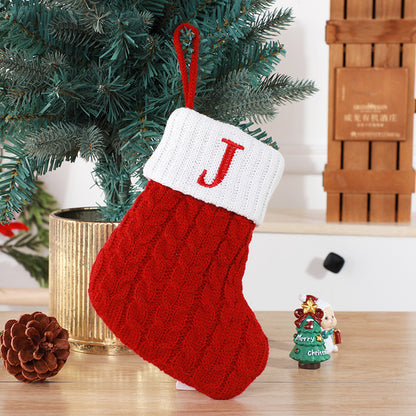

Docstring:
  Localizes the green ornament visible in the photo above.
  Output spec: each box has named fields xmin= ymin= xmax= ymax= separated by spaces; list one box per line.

xmin=290 ymin=296 xmax=330 ymax=369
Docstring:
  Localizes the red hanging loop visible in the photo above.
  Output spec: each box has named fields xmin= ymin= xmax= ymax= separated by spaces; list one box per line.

xmin=173 ymin=23 xmax=199 ymax=109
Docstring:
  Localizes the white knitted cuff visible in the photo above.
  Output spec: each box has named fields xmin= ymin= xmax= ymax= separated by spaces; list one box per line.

xmin=143 ymin=108 xmax=284 ymax=226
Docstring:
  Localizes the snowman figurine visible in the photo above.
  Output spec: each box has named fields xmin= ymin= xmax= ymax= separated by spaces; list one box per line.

xmin=317 ymin=298 xmax=341 ymax=354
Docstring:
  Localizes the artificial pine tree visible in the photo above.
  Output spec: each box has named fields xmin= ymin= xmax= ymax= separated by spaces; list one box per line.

xmin=0 ymin=0 xmax=317 ymax=222
xmin=290 ymin=295 xmax=330 ymax=369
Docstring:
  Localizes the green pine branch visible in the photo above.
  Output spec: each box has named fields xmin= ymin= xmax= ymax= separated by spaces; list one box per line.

xmin=39 ymin=0 xmax=93 ymax=14
xmin=25 ymin=121 xmax=105 ymax=162
xmin=41 ymin=69 xmax=85 ymax=115
xmin=0 ymin=0 xmax=317 ymax=223
xmin=100 ymin=10 xmax=154 ymax=61
xmin=135 ymin=33 xmax=169 ymax=89
xmin=0 ymin=3 xmax=55 ymax=55
xmin=199 ymin=68 xmax=276 ymax=123
xmin=0 ymin=49 xmax=48 ymax=87
xmin=119 ymin=115 xmax=164 ymax=157
xmin=140 ymin=0 xmax=172 ymax=17
xmin=1 ymin=85 xmax=42 ymax=110
xmin=50 ymin=12 xmax=103 ymax=49
xmin=0 ymin=139 xmax=38 ymax=222
xmin=247 ymin=0 xmax=276 ymax=15
xmin=0 ymin=50 xmax=71 ymax=115
xmin=84 ymin=65 xmax=136 ymax=124
xmin=226 ymin=40 xmax=285 ymax=78
xmin=261 ymin=73 xmax=318 ymax=106
xmin=232 ymin=87 xmax=275 ymax=124
xmin=246 ymin=7 xmax=294 ymax=42
xmin=93 ymin=153 xmax=134 ymax=222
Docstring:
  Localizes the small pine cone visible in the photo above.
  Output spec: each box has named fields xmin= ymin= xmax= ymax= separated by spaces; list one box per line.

xmin=0 ymin=311 xmax=70 ymax=382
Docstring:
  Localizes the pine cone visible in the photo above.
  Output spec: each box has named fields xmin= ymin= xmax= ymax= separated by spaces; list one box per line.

xmin=0 ymin=312 xmax=70 ymax=382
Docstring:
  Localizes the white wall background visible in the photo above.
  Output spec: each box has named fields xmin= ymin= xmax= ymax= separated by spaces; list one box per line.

xmin=266 ymin=0 xmax=330 ymax=211
xmin=2 ymin=1 xmax=416 ymax=311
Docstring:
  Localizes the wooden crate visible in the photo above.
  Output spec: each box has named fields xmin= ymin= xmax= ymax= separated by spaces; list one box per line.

xmin=323 ymin=0 xmax=416 ymax=222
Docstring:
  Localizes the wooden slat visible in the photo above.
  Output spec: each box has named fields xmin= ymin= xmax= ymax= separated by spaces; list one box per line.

xmin=324 ymin=169 xmax=416 ymax=193
xmin=370 ymin=0 xmax=402 ymax=222
xmin=326 ymin=0 xmax=345 ymax=222
xmin=326 ymin=19 xmax=416 ymax=44
xmin=326 ymin=192 xmax=341 ymax=222
xmin=398 ymin=0 xmax=416 ymax=221
xmin=342 ymin=0 xmax=373 ymax=222
xmin=330 ymin=0 xmax=345 ymax=18
xmin=405 ymin=0 xmax=416 ymax=17
xmin=370 ymin=141 xmax=398 ymax=220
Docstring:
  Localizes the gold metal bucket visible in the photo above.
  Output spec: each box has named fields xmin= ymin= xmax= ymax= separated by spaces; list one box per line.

xmin=49 ymin=207 xmax=131 ymax=354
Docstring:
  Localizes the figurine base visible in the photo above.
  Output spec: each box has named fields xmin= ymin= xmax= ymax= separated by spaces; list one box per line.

xmin=299 ymin=362 xmax=321 ymax=370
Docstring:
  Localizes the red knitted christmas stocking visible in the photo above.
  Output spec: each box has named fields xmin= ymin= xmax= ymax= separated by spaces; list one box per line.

xmin=89 ymin=107 xmax=284 ymax=399
xmin=88 ymin=24 xmax=285 ymax=400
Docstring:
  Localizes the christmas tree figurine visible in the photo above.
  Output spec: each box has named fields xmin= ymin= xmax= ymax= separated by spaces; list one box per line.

xmin=289 ymin=295 xmax=330 ymax=369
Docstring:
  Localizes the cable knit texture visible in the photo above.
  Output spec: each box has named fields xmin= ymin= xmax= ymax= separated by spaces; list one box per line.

xmin=89 ymin=181 xmax=269 ymax=400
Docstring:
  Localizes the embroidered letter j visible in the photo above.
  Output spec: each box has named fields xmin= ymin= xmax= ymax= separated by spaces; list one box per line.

xmin=197 ymin=138 xmax=244 ymax=188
